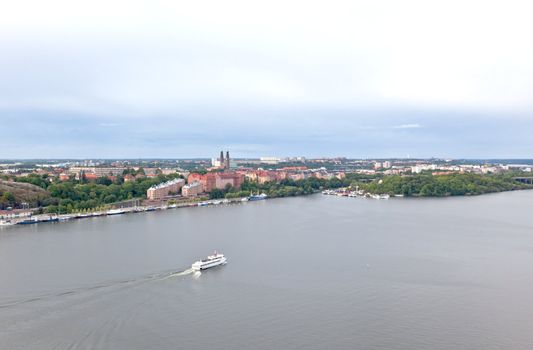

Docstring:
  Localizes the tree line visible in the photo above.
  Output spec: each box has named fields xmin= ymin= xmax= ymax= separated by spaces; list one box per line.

xmin=352 ymin=172 xmax=532 ymax=196
xmin=6 ymin=173 xmax=180 ymax=213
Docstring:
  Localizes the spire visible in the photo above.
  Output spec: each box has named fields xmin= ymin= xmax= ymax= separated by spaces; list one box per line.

xmin=220 ymin=150 xmax=224 ymax=166
xmin=225 ymin=151 xmax=230 ymax=169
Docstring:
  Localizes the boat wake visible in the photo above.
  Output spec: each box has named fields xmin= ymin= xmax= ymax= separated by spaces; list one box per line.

xmin=0 ymin=267 xmax=195 ymax=309
xmin=160 ymin=268 xmax=195 ymax=280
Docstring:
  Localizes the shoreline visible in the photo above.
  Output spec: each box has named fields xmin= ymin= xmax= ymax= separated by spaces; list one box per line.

xmin=2 ymin=187 xmax=532 ymax=229
xmin=0 ymin=197 xmax=256 ymax=228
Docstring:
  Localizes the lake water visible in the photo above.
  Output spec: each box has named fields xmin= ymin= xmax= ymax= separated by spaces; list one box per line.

xmin=1 ymin=191 xmax=533 ymax=349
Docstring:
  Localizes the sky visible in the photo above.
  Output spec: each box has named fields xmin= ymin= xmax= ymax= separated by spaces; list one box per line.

xmin=0 ymin=0 xmax=532 ymax=159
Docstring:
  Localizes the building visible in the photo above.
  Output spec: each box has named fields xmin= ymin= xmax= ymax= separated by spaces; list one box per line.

xmin=216 ymin=171 xmax=243 ymax=189
xmin=182 ymin=181 xmax=202 ymax=197
xmin=143 ymin=168 xmax=161 ymax=177
xmin=69 ymin=166 xmax=126 ymax=178
xmin=225 ymin=151 xmax=230 ymax=169
xmin=187 ymin=171 xmax=244 ymax=192
xmin=211 ymin=150 xmax=236 ymax=169
xmin=146 ymin=178 xmax=185 ymax=200
xmin=82 ymin=173 xmax=98 ymax=181
xmin=160 ymin=168 xmax=178 ymax=175
xmin=260 ymin=157 xmax=281 ymax=165
xmin=0 ymin=209 xmax=33 ymax=220
xmin=123 ymin=174 xmax=135 ymax=182
xmin=288 ymin=173 xmax=306 ymax=181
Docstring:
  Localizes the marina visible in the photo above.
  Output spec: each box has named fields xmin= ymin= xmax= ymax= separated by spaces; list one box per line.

xmin=0 ymin=195 xmax=270 ymax=228
xmin=322 ymin=188 xmax=392 ymax=199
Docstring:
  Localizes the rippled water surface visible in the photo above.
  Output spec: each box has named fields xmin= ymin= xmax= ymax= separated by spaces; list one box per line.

xmin=1 ymin=191 xmax=533 ymax=349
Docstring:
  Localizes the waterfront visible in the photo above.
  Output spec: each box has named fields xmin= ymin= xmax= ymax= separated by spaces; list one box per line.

xmin=1 ymin=191 xmax=533 ymax=349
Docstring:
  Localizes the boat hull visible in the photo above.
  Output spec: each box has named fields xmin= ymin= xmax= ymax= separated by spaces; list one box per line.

xmin=192 ymin=257 xmax=227 ymax=271
xmin=18 ymin=220 xmax=39 ymax=225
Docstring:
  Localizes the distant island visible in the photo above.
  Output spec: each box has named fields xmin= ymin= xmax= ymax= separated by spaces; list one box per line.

xmin=1 ymin=155 xmax=532 ymax=216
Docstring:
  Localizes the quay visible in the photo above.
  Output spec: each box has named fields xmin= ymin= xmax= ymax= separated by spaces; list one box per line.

xmin=0 ymin=197 xmax=254 ymax=228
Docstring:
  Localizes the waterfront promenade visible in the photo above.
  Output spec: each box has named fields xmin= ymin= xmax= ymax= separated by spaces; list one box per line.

xmin=0 ymin=197 xmax=250 ymax=227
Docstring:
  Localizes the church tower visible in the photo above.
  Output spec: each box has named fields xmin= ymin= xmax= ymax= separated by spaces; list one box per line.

xmin=219 ymin=151 xmax=224 ymax=168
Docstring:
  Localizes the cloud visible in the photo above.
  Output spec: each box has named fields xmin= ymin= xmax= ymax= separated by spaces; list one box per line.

xmin=1 ymin=0 xmax=533 ymax=115
xmin=394 ymin=124 xmax=422 ymax=129
xmin=0 ymin=1 xmax=532 ymax=158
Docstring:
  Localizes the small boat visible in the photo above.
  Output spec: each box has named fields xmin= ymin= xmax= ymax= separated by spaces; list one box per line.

xmin=0 ymin=220 xmax=14 ymax=226
xmin=192 ymin=251 xmax=227 ymax=271
xmin=371 ymin=194 xmax=390 ymax=199
xmin=248 ymin=193 xmax=268 ymax=201
xmin=107 ymin=208 xmax=126 ymax=215
xmin=17 ymin=218 xmax=39 ymax=225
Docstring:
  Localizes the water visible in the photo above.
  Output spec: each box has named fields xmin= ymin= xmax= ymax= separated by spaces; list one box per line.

xmin=1 ymin=191 xmax=533 ymax=349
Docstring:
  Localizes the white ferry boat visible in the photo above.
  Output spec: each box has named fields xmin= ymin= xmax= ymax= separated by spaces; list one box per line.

xmin=191 ymin=251 xmax=227 ymax=271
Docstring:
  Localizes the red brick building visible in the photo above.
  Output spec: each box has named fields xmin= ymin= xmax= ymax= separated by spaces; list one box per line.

xmin=187 ymin=172 xmax=244 ymax=192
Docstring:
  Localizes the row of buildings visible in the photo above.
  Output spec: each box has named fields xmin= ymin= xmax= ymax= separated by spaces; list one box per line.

xmin=146 ymin=178 xmax=185 ymax=200
xmin=146 ymin=171 xmax=245 ymax=200
xmin=146 ymin=166 xmax=347 ymax=200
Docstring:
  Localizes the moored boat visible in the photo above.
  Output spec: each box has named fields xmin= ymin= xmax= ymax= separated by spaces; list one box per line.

xmin=17 ymin=218 xmax=39 ymax=224
xmin=248 ymin=193 xmax=268 ymax=201
xmin=107 ymin=208 xmax=126 ymax=215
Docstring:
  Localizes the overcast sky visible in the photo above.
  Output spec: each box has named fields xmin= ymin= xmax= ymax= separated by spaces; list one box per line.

xmin=1 ymin=0 xmax=532 ymax=159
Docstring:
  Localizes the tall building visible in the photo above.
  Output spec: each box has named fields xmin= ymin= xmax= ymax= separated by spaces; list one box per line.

xmin=214 ymin=150 xmax=231 ymax=169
